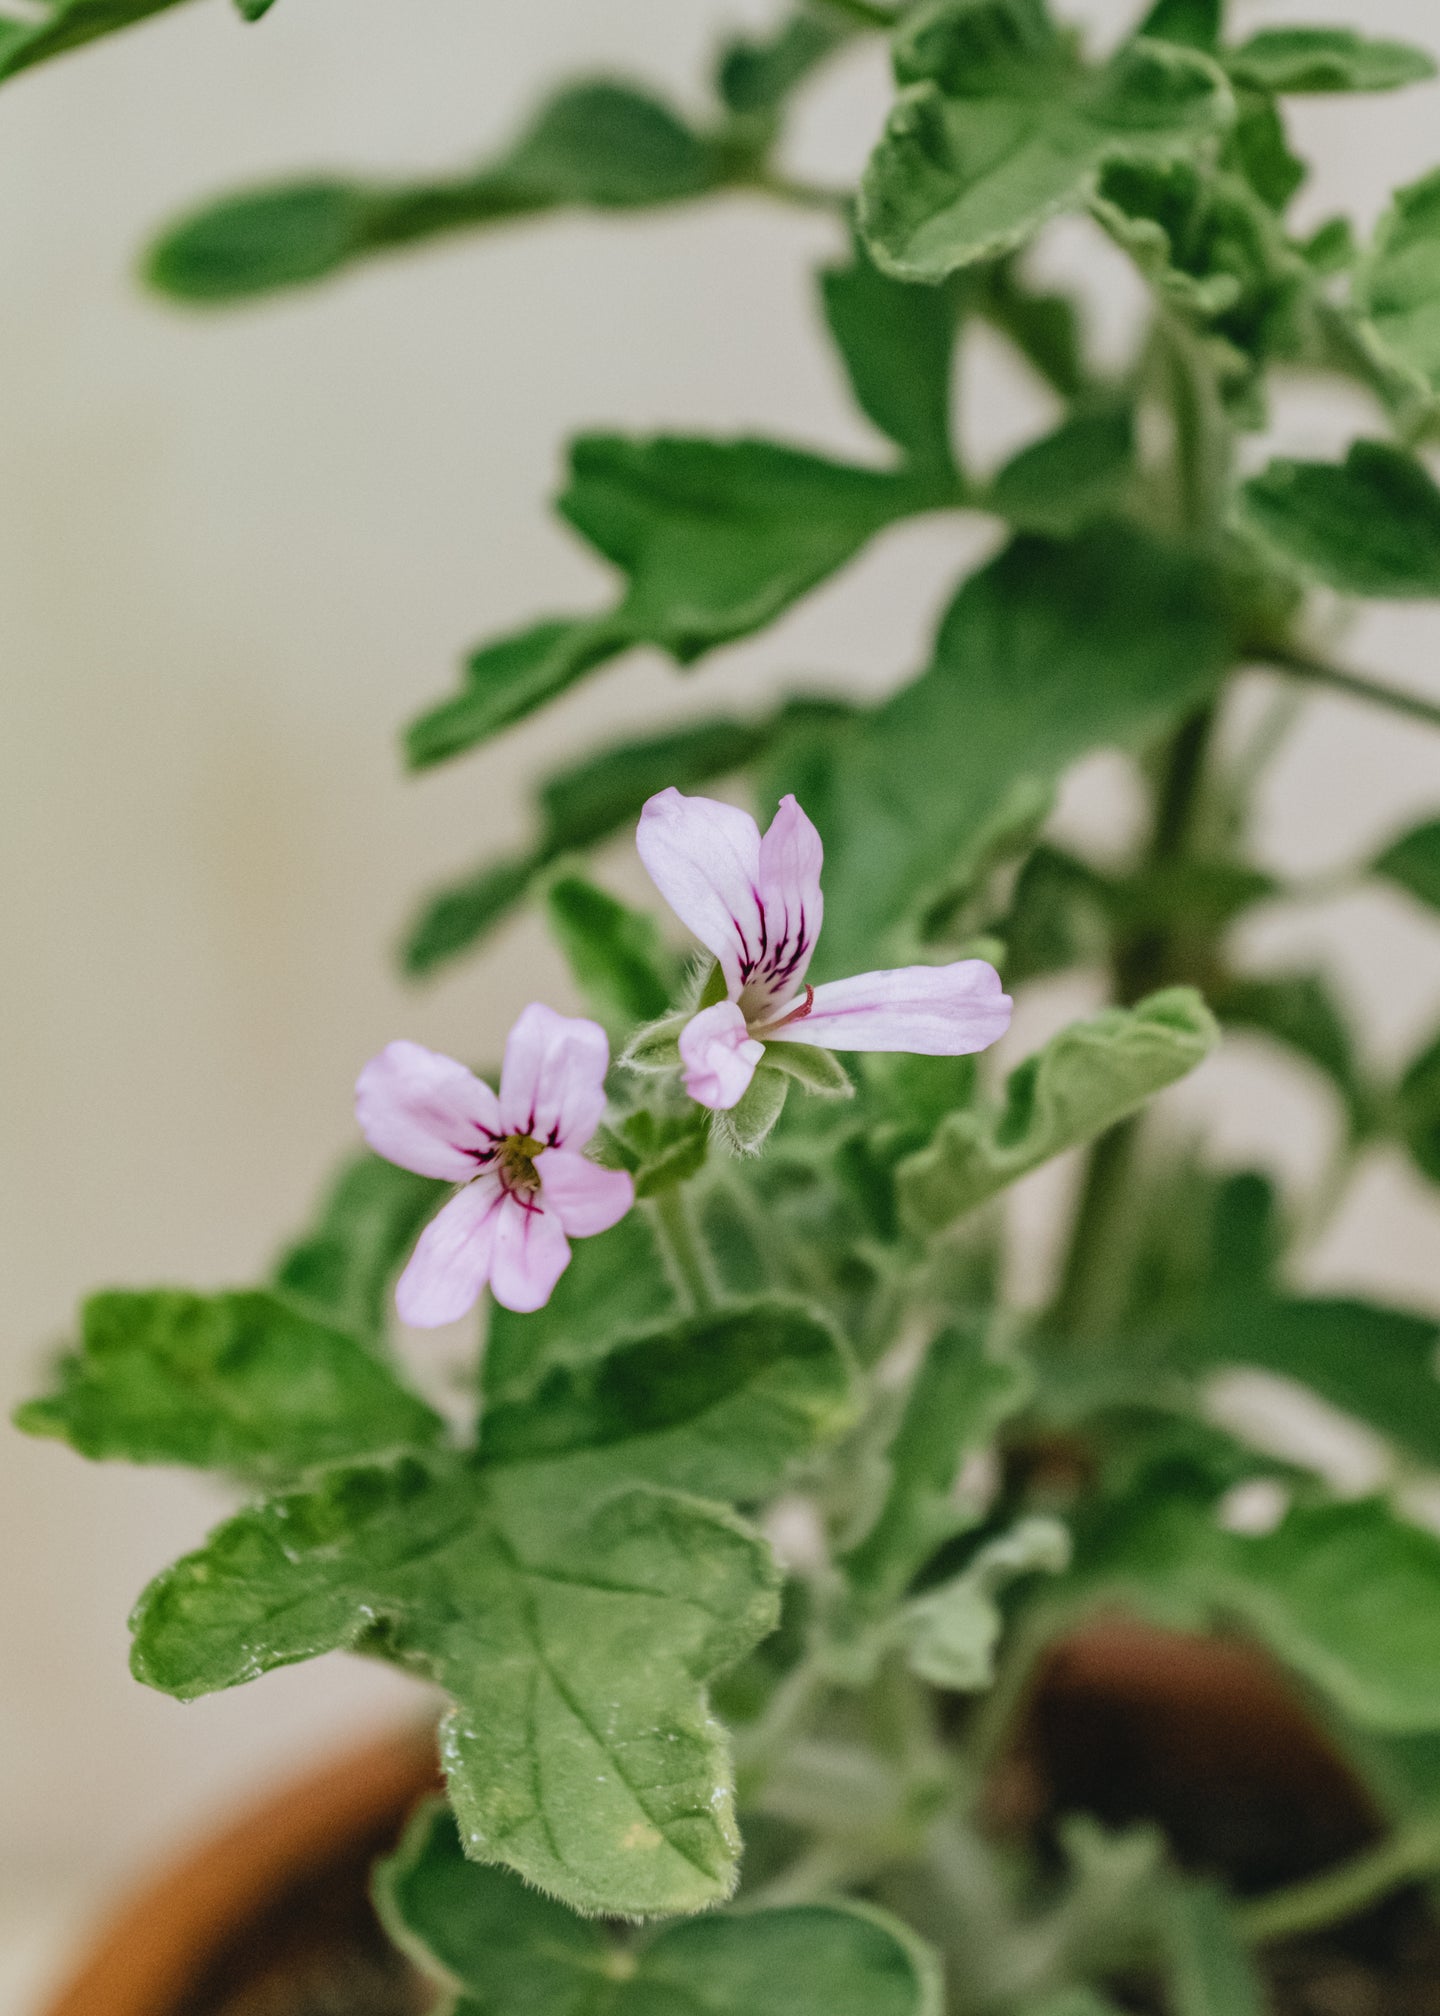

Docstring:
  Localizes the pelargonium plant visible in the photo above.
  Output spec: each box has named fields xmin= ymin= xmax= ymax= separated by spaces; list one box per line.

xmin=15 ymin=0 xmax=1440 ymax=2010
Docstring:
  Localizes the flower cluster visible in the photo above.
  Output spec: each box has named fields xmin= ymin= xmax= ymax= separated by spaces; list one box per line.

xmin=358 ymin=790 xmax=1011 ymax=1321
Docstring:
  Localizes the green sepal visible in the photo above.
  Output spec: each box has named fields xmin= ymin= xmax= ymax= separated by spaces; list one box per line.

xmin=898 ymin=990 xmax=1219 ymax=1234
xmin=1238 ymin=441 xmax=1440 ymax=596
xmin=761 ymin=1042 xmax=854 ymax=1099
xmin=715 ymin=1066 xmax=790 ymax=1156
xmin=377 ymin=1797 xmax=944 ymax=2007
xmin=622 ymin=1012 xmax=688 ymax=1075
xmin=14 ymin=1289 xmax=443 ymax=1487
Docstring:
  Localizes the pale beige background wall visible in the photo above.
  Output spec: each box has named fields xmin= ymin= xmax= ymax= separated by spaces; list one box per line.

xmin=3 ymin=0 xmax=1439 ymax=2003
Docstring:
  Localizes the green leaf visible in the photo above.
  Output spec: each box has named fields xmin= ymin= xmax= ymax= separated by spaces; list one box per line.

xmin=843 ymin=1326 xmax=1031 ymax=1601
xmin=234 ymin=0 xmax=276 ymax=16
xmin=556 ymin=435 xmax=930 ymax=662
xmin=1358 ymin=171 xmax=1440 ymax=407
xmin=147 ymin=83 xmax=728 ymax=303
xmin=405 ymin=615 xmax=625 ymax=773
xmin=1137 ymin=0 xmax=1221 ymax=51
xmin=595 ymin=1105 xmax=711 ymax=1200
xmin=1373 ymin=818 xmax=1440 ymax=912
xmin=482 ymin=1212 xmax=676 ymax=1411
xmin=1397 ymin=1028 xmax=1440 ymax=1184
xmin=987 ymin=404 xmax=1134 ymax=534
xmin=1089 ymin=1492 xmax=1440 ymax=1732
xmin=481 ymin=1301 xmax=854 ymax=1503
xmin=821 ymin=239 xmax=961 ymax=470
xmin=1215 ymin=972 xmax=1370 ymax=1129
xmin=761 ymin=1042 xmax=854 ymax=1099
xmin=1172 ymin=1294 xmax=1440 ymax=1473
xmin=545 ymin=872 xmax=676 ymax=1028
xmin=272 ymin=1152 xmax=446 ymax=1342
xmin=378 ymin=1798 xmax=942 ymax=2013
xmin=858 ymin=2 xmax=1231 ymax=282
xmin=715 ymin=1065 xmax=791 ymax=1156
xmin=14 ymin=1289 xmax=443 ymax=1486
xmin=1226 ymin=31 xmax=1436 ymax=97
xmin=1226 ymin=90 xmax=1306 ymax=213
xmin=977 ymin=259 xmax=1087 ymax=398
xmin=400 ymin=853 xmax=537 ymax=978
xmin=899 ymin=1516 xmax=1070 ymax=1690
xmin=771 ymin=526 xmax=1234 ymax=979
xmin=1238 ymin=442 xmax=1440 ymax=596
xmin=898 ymin=990 xmax=1218 ymax=1234
xmin=0 ymin=0 xmax=191 ymax=88
xmin=130 ymin=1452 xmax=779 ymax=1914
xmin=716 ymin=12 xmax=848 ymax=118
xmin=1165 ymin=1881 xmax=1265 ymax=2016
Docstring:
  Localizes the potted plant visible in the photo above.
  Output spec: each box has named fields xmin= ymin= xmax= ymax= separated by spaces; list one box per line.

xmin=15 ymin=0 xmax=1440 ymax=2011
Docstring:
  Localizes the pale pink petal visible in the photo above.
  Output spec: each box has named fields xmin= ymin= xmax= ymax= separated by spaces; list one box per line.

xmin=679 ymin=1000 xmax=765 ymax=1111
xmin=395 ymin=1176 xmax=504 ymax=1327
xmin=497 ymin=1002 xmax=611 ymax=1149
xmin=356 ymin=1040 xmax=502 ymax=1181
xmin=488 ymin=1194 xmax=572 ymax=1313
xmin=637 ymin=788 xmax=763 ymax=998
xmin=743 ymin=793 xmax=825 ymax=1020
xmin=539 ymin=1149 xmax=634 ymax=1238
xmin=773 ymin=961 xmax=1012 ymax=1054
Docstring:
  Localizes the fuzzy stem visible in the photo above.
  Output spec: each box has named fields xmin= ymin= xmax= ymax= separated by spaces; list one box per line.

xmin=1242 ymin=1821 xmax=1440 ymax=1945
xmin=1260 ymin=649 xmax=1440 ymax=736
xmin=649 ymin=1186 xmax=716 ymax=1312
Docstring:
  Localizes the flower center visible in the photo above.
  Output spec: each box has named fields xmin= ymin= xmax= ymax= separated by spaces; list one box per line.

xmin=497 ymin=1133 xmax=543 ymax=1193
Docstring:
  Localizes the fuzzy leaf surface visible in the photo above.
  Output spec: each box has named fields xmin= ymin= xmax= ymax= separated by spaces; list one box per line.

xmin=14 ymin=1289 xmax=442 ymax=1485
xmin=859 ymin=1 xmax=1231 ymax=281
xmin=131 ymin=1452 xmax=779 ymax=1915
xmin=899 ymin=991 xmax=1218 ymax=1233
xmin=379 ymin=1798 xmax=942 ymax=2012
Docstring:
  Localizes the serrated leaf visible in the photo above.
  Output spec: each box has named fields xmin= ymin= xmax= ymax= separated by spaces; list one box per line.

xmin=130 ymin=1452 xmax=779 ymax=1914
xmin=1358 ymin=171 xmax=1440 ymax=406
xmin=0 ymin=0 xmax=191 ymax=87
xmin=1226 ymin=30 xmax=1435 ymax=97
xmin=1373 ymin=818 xmax=1440 ymax=911
xmin=843 ymin=1327 xmax=1033 ymax=1602
xmin=716 ymin=12 xmax=848 ymax=117
xmin=1087 ymin=1491 xmax=1440 ymax=1732
xmin=1172 ymin=1295 xmax=1440 ymax=1472
xmin=482 ymin=1212 xmax=676 ymax=1411
xmin=272 ymin=1152 xmax=446 ymax=1341
xmin=545 ymin=872 xmax=676 ymax=1028
xmin=1397 ymin=1028 xmax=1440 ymax=1184
xmin=898 ymin=990 xmax=1218 ymax=1234
xmin=716 ymin=1065 xmax=790 ymax=1155
xmin=14 ymin=1289 xmax=443 ymax=1485
xmin=482 ymin=1301 xmax=854 ymax=1503
xmin=821 ymin=238 xmax=962 ymax=470
xmin=899 ymin=1516 xmax=1070 ymax=1690
xmin=762 ymin=1042 xmax=854 ymax=1098
xmin=378 ymin=1798 xmax=942 ymax=2012
xmin=765 ymin=527 xmax=1234 ymax=980
xmin=988 ymin=404 xmax=1134 ymax=534
xmin=858 ymin=1 xmax=1231 ymax=282
xmin=1238 ymin=442 xmax=1440 ymax=596
xmin=147 ymin=83 xmax=728 ymax=303
xmin=1165 ymin=1881 xmax=1265 ymax=2016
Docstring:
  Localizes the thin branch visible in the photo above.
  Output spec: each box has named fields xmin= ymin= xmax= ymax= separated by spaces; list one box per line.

xmin=1242 ymin=1821 xmax=1440 ymax=1945
xmin=1260 ymin=648 xmax=1440 ymax=736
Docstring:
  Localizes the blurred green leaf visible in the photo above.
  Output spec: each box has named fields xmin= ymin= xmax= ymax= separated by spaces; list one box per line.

xmin=147 ymin=82 xmax=730 ymax=302
xmin=272 ymin=1152 xmax=446 ymax=1342
xmin=130 ymin=1451 xmax=779 ymax=1915
xmin=378 ymin=1799 xmax=942 ymax=2015
xmin=716 ymin=11 xmax=848 ymax=117
xmin=1226 ymin=90 xmax=1306 ymax=212
xmin=987 ymin=404 xmax=1134 ymax=534
xmin=821 ymin=238 xmax=962 ymax=470
xmin=14 ymin=1289 xmax=442 ymax=1485
xmin=1165 ymin=1881 xmax=1265 ymax=2016
xmin=771 ymin=526 xmax=1234 ymax=979
xmin=1397 ymin=1028 xmax=1440 ymax=1183
xmin=858 ymin=2 xmax=1231 ymax=282
xmin=1358 ymin=171 xmax=1440 ymax=406
xmin=595 ymin=1103 xmax=710 ymax=1200
xmin=898 ymin=990 xmax=1218 ymax=1234
xmin=0 ymin=0 xmax=191 ymax=88
xmin=762 ymin=1042 xmax=855 ymax=1099
xmin=899 ymin=1516 xmax=1070 ymax=1690
xmin=399 ymin=854 xmax=537 ymax=979
xmin=1215 ymin=972 xmax=1371 ymax=1129
xmin=233 ymin=0 xmax=276 ymax=17
xmin=1137 ymin=0 xmax=1221 ymax=50
xmin=977 ymin=259 xmax=1087 ymax=398
xmin=1226 ymin=30 xmax=1435 ymax=96
xmin=1239 ymin=442 xmax=1440 ymax=595
xmin=404 ymin=615 xmax=625 ymax=772
xmin=545 ymin=872 xmax=677 ymax=1028
xmin=1374 ymin=818 xmax=1440 ymax=912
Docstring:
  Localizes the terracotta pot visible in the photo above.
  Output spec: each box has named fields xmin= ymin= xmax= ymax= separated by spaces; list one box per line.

xmin=40 ymin=1726 xmax=441 ymax=2016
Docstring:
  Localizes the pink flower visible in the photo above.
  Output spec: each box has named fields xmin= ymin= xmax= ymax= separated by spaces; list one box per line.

xmin=637 ymin=788 xmax=1012 ymax=1112
xmin=355 ymin=1004 xmax=633 ymax=1324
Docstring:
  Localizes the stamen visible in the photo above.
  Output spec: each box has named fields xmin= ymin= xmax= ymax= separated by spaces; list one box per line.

xmin=762 ymin=984 xmax=815 ymax=1033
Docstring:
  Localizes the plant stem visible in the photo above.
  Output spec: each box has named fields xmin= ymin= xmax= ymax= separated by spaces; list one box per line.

xmin=748 ymin=169 xmax=852 ymax=214
xmin=1241 ymin=1820 xmax=1440 ymax=1945
xmin=649 ymin=1186 xmax=716 ymax=1312
xmin=1260 ymin=648 xmax=1440 ymax=736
